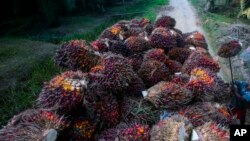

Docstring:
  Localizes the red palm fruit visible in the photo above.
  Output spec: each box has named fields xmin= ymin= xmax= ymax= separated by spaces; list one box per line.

xmin=127 ymin=54 xmax=144 ymax=71
xmin=151 ymin=114 xmax=193 ymax=141
xmin=107 ymin=40 xmax=132 ymax=57
xmin=124 ymin=36 xmax=151 ymax=54
xmin=144 ymin=81 xmax=193 ymax=109
xmin=170 ymin=73 xmax=190 ymax=86
xmin=119 ymin=124 xmax=150 ymax=141
xmin=121 ymin=97 xmax=160 ymax=125
xmin=168 ymin=48 xmax=192 ymax=64
xmin=193 ymin=122 xmax=229 ymax=141
xmin=91 ymin=38 xmax=109 ymax=53
xmin=165 ymin=59 xmax=182 ymax=74
xmin=66 ymin=119 xmax=96 ymax=141
xmin=155 ymin=16 xmax=176 ymax=28
xmin=0 ymin=109 xmax=66 ymax=141
xmin=149 ymin=27 xmax=177 ymax=53
xmin=182 ymin=51 xmax=220 ymax=74
xmin=37 ymin=71 xmax=89 ymax=113
xmin=179 ymin=102 xmax=234 ymax=127
xmin=138 ymin=60 xmax=170 ymax=87
xmin=99 ymin=25 xmax=124 ymax=40
xmin=184 ymin=31 xmax=208 ymax=49
xmin=54 ymin=40 xmax=100 ymax=72
xmin=218 ymin=40 xmax=242 ymax=58
xmin=90 ymin=53 xmax=137 ymax=92
xmin=143 ymin=48 xmax=168 ymax=62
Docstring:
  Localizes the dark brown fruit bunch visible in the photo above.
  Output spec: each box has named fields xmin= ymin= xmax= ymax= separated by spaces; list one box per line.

xmin=182 ymin=51 xmax=220 ymax=74
xmin=143 ymin=48 xmax=168 ymax=62
xmin=179 ymin=102 xmax=234 ymax=127
xmin=138 ymin=60 xmax=170 ymax=87
xmin=124 ymin=36 xmax=151 ymax=54
xmin=91 ymin=38 xmax=109 ymax=53
xmin=99 ymin=24 xmax=127 ymax=41
xmin=155 ymin=16 xmax=176 ymax=28
xmin=170 ymin=73 xmax=190 ymax=86
xmin=165 ymin=59 xmax=182 ymax=74
xmin=126 ymin=76 xmax=146 ymax=97
xmin=127 ymin=54 xmax=144 ymax=71
xmin=107 ymin=40 xmax=132 ymax=57
xmin=0 ymin=109 xmax=65 ymax=141
xmin=119 ymin=123 xmax=150 ymax=141
xmin=168 ymin=48 xmax=192 ymax=64
xmin=184 ymin=31 xmax=208 ymax=49
xmin=37 ymin=71 xmax=89 ymax=113
xmin=97 ymin=127 xmax=120 ymax=141
xmin=218 ymin=40 xmax=242 ymax=58
xmin=54 ymin=40 xmax=100 ymax=71
xmin=171 ymin=28 xmax=185 ymax=47
xmin=149 ymin=27 xmax=177 ymax=53
xmin=144 ymin=81 xmax=193 ymax=109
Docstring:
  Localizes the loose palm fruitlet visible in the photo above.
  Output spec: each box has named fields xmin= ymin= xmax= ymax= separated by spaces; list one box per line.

xmin=124 ymin=36 xmax=151 ymax=54
xmin=54 ymin=40 xmax=101 ymax=72
xmin=184 ymin=31 xmax=208 ymax=49
xmin=182 ymin=51 xmax=220 ymax=74
xmin=155 ymin=16 xmax=176 ymax=28
xmin=0 ymin=109 xmax=66 ymax=141
xmin=217 ymin=40 xmax=242 ymax=58
xmin=193 ymin=122 xmax=229 ymax=141
xmin=149 ymin=27 xmax=177 ymax=53
xmin=168 ymin=48 xmax=192 ymax=64
xmin=37 ymin=71 xmax=89 ymax=113
xmin=179 ymin=102 xmax=234 ymax=127
xmin=138 ymin=60 xmax=170 ymax=87
xmin=151 ymin=114 xmax=193 ymax=141
xmin=143 ymin=48 xmax=168 ymax=62
xmin=144 ymin=81 xmax=193 ymax=110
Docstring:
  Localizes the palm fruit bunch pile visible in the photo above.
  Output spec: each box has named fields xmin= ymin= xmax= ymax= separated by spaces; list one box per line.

xmin=151 ymin=114 xmax=193 ymax=141
xmin=217 ymin=40 xmax=242 ymax=58
xmin=1 ymin=15 xmax=236 ymax=140
xmin=192 ymin=122 xmax=229 ymax=141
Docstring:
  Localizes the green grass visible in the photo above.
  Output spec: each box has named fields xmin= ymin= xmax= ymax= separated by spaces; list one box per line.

xmin=0 ymin=0 xmax=169 ymax=126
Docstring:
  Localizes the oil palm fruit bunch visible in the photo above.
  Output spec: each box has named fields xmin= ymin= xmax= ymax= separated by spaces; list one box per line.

xmin=54 ymin=40 xmax=101 ymax=72
xmin=184 ymin=31 xmax=208 ymax=49
xmin=126 ymin=76 xmax=146 ymax=97
xmin=192 ymin=122 xmax=229 ymax=141
xmin=99 ymin=24 xmax=126 ymax=41
xmin=150 ymin=114 xmax=193 ymax=141
xmin=170 ymin=73 xmax=190 ymax=86
xmin=91 ymin=38 xmax=109 ymax=53
xmin=165 ymin=59 xmax=182 ymax=74
xmin=0 ymin=109 xmax=66 ymax=141
xmin=131 ymin=18 xmax=151 ymax=28
xmin=90 ymin=53 xmax=137 ymax=92
xmin=124 ymin=36 xmax=151 ymax=54
xmin=107 ymin=39 xmax=132 ymax=57
xmin=182 ymin=51 xmax=220 ymax=74
xmin=138 ymin=60 xmax=170 ymax=87
xmin=121 ymin=97 xmax=160 ymax=125
xmin=155 ymin=16 xmax=176 ymax=28
xmin=143 ymin=48 xmax=168 ymax=62
xmin=171 ymin=28 xmax=185 ymax=47
xmin=149 ymin=27 xmax=177 ymax=53
xmin=217 ymin=40 xmax=242 ymax=58
xmin=179 ymin=102 xmax=233 ymax=127
xmin=63 ymin=119 xmax=96 ymax=141
xmin=97 ymin=127 xmax=120 ymax=141
xmin=168 ymin=48 xmax=192 ymax=64
xmin=128 ymin=26 xmax=145 ymax=37
xmin=127 ymin=54 xmax=144 ymax=71
xmin=37 ymin=71 xmax=89 ymax=113
xmin=143 ymin=81 xmax=193 ymax=110
xmin=119 ymin=123 xmax=150 ymax=141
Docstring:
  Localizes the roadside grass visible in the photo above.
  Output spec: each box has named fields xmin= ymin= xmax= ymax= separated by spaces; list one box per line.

xmin=0 ymin=0 xmax=169 ymax=126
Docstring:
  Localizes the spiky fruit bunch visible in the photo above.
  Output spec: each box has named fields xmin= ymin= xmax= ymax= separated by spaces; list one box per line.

xmin=66 ymin=119 xmax=96 ymax=141
xmin=138 ymin=60 xmax=170 ymax=87
xmin=171 ymin=28 xmax=185 ymax=47
xmin=149 ymin=27 xmax=177 ymax=53
xmin=170 ymin=73 xmax=190 ymax=86
xmin=151 ymin=114 xmax=193 ymax=141
xmin=218 ymin=40 xmax=242 ymax=58
xmin=182 ymin=51 xmax=220 ymax=74
xmin=179 ymin=102 xmax=233 ymax=127
xmin=131 ymin=18 xmax=151 ymax=27
xmin=155 ymin=16 xmax=176 ymax=28
xmin=91 ymin=38 xmax=109 ymax=53
xmin=143 ymin=48 xmax=168 ymax=62
xmin=184 ymin=31 xmax=208 ymax=49
xmin=128 ymin=27 xmax=145 ymax=37
xmin=0 ymin=109 xmax=65 ymax=141
xmin=90 ymin=53 xmax=137 ymax=92
xmin=126 ymin=76 xmax=146 ymax=97
xmin=97 ymin=127 xmax=120 ymax=141
xmin=37 ymin=71 xmax=89 ymax=113
xmin=144 ymin=81 xmax=193 ymax=109
xmin=121 ymin=97 xmax=160 ymax=125
xmin=124 ymin=36 xmax=151 ymax=53
xmin=99 ymin=24 xmax=125 ymax=40
xmin=127 ymin=54 xmax=144 ymax=71
xmin=165 ymin=59 xmax=182 ymax=74
xmin=107 ymin=40 xmax=132 ymax=57
xmin=119 ymin=124 xmax=150 ymax=141
xmin=54 ymin=40 xmax=100 ymax=71
xmin=168 ymin=48 xmax=192 ymax=64
xmin=193 ymin=122 xmax=229 ymax=141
